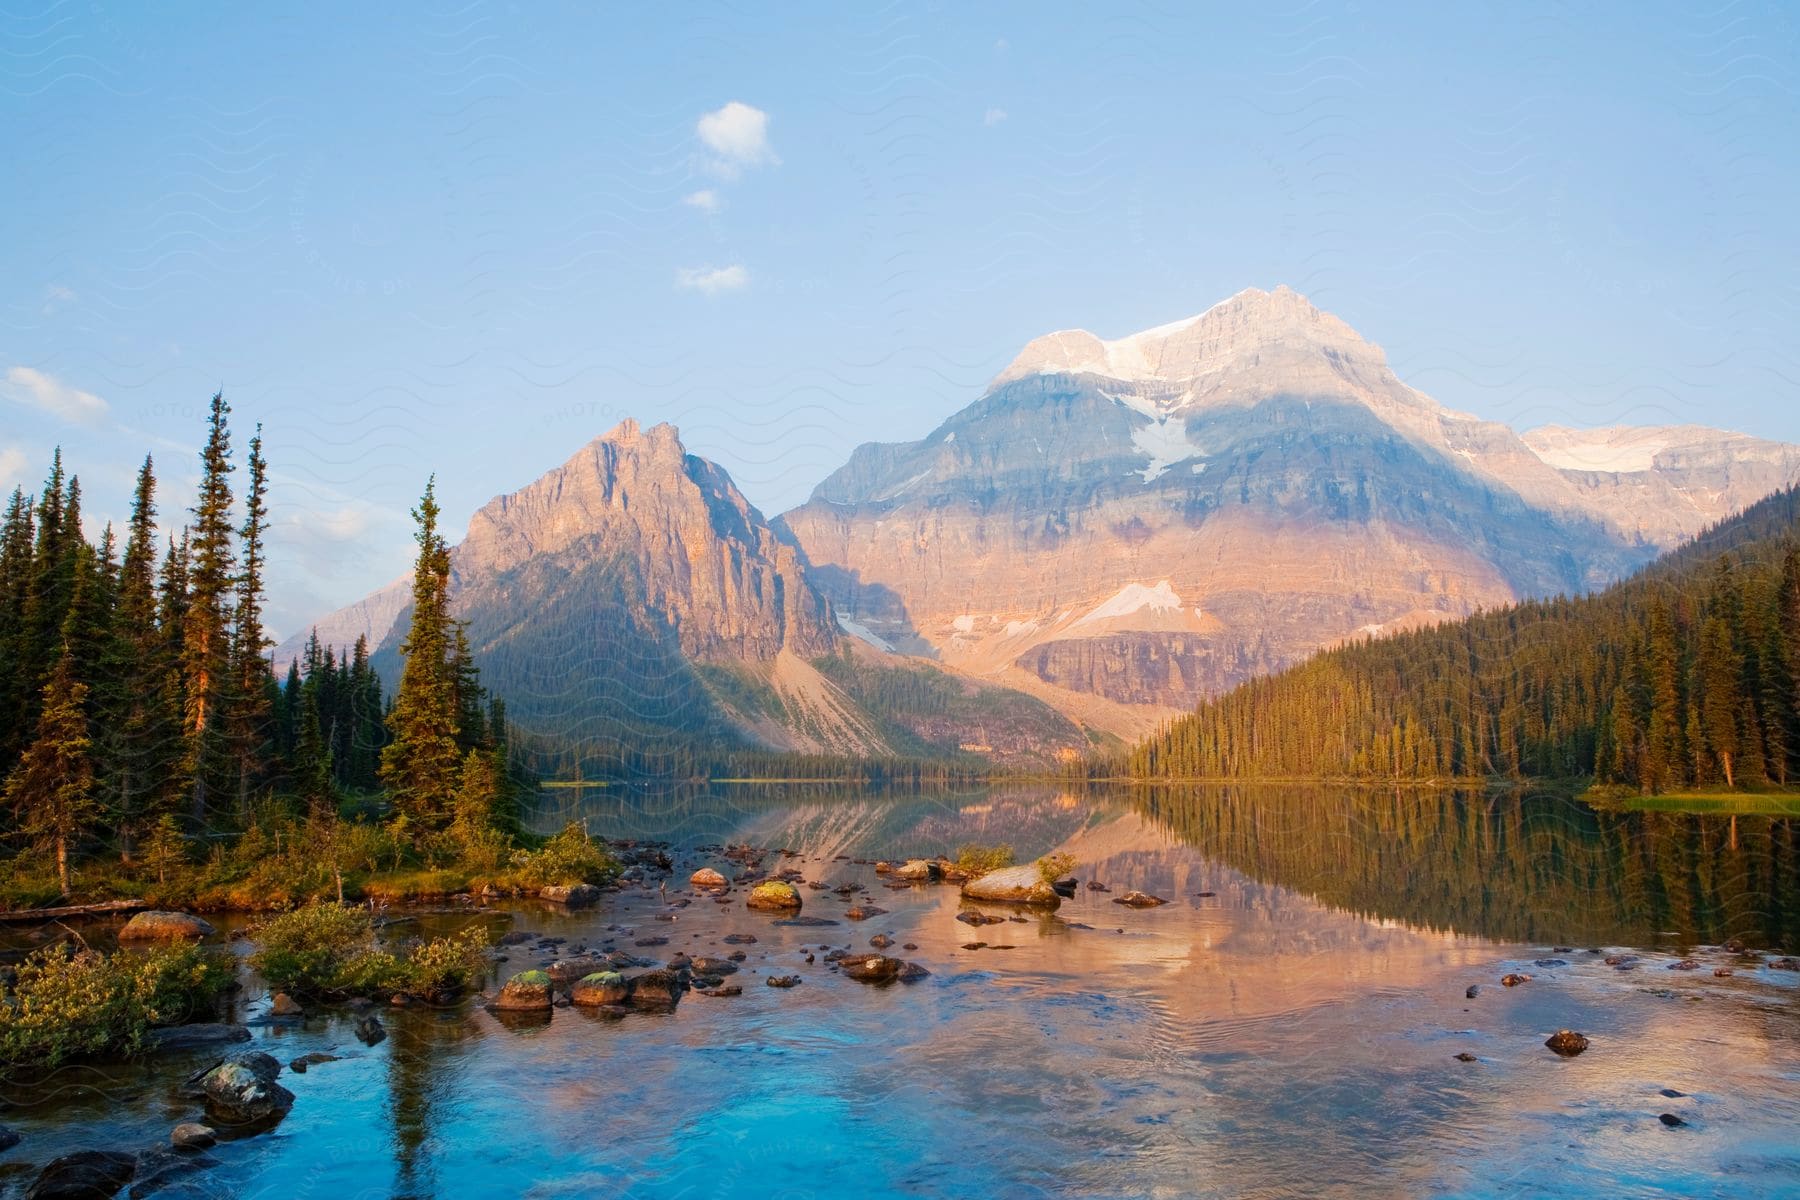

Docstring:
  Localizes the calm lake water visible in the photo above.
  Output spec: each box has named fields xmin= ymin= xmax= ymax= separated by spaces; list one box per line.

xmin=5 ymin=784 xmax=1798 ymax=1199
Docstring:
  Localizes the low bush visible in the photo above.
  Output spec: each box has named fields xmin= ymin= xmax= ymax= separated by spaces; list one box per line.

xmin=503 ymin=822 xmax=619 ymax=890
xmin=1036 ymin=852 xmax=1078 ymax=883
xmin=0 ymin=942 xmax=232 ymax=1074
xmin=955 ymin=843 xmax=1015 ymax=875
xmin=250 ymin=902 xmax=492 ymax=1001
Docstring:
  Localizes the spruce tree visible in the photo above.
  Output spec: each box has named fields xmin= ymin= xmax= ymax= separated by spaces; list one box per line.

xmin=181 ymin=393 xmax=236 ymax=828
xmin=228 ymin=424 xmax=273 ymax=815
xmin=4 ymin=651 xmax=98 ymax=894
xmin=380 ymin=477 xmax=462 ymax=833
xmin=1697 ymin=616 xmax=1741 ymax=787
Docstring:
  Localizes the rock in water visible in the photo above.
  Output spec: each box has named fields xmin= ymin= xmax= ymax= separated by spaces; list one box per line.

xmin=842 ymin=955 xmax=903 ymax=984
xmin=289 ymin=1052 xmax=340 ymax=1074
xmin=0 ymin=1125 xmax=18 ymax=1151
xmin=690 ymin=867 xmax=728 ymax=888
xmin=355 ymin=1014 xmax=387 ymax=1045
xmin=747 ymin=880 xmax=803 ymax=912
xmin=1500 ymin=973 xmax=1532 ymax=987
xmin=24 ymin=1150 xmax=136 ymax=1199
xmin=1659 ymin=1112 xmax=1687 ymax=1127
xmin=570 ymin=971 xmax=630 ymax=1006
xmin=197 ymin=1052 xmax=295 ymax=1125
xmin=170 ymin=1123 xmax=216 ymax=1150
xmin=1465 ymin=985 xmax=1481 ymax=999
xmin=1111 ymin=891 xmax=1167 ymax=908
xmin=1544 ymin=1030 xmax=1589 ymax=1057
xmin=627 ymin=968 xmax=686 ymax=1010
xmin=1453 ymin=1052 xmax=1478 ymax=1062
xmin=494 ymin=970 xmax=555 ymax=1011
xmin=268 ymin=992 xmax=303 ymax=1017
xmin=144 ymin=1023 xmax=251 ymax=1053
xmin=539 ymin=883 xmax=601 ymax=906
xmin=959 ymin=865 xmax=1062 ymax=908
xmin=545 ymin=956 xmax=611 ymax=985
xmin=895 ymin=859 xmax=940 ymax=882
xmin=117 ymin=910 xmax=215 ymax=941
xmin=766 ymin=975 xmax=802 ymax=988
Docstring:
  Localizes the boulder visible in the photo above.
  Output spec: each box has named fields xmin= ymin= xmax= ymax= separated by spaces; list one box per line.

xmin=869 ymin=934 xmax=894 ymax=949
xmin=746 ymin=880 xmax=803 ymax=912
xmin=1767 ymin=957 xmax=1799 ymax=971
xmin=1545 ymin=1029 xmax=1589 ymax=1057
xmin=545 ymin=956 xmax=610 ymax=986
xmin=960 ymin=865 xmax=1061 ymax=908
xmin=1111 ymin=891 xmax=1167 ymax=908
xmin=895 ymin=859 xmax=940 ymax=882
xmin=766 ymin=975 xmax=802 ymax=988
xmin=540 ymin=883 xmax=601 ymax=906
xmin=690 ymin=867 xmax=728 ymax=888
xmin=569 ymin=971 xmax=629 ymax=1006
xmin=843 ymin=905 xmax=886 ymax=921
xmin=897 ymin=961 xmax=931 ymax=983
xmin=24 ymin=1150 xmax=136 ymax=1199
xmin=956 ymin=910 xmax=1005 ymax=926
xmin=1454 ymin=1052 xmax=1478 ymax=1062
xmin=355 ymin=1014 xmax=386 ymax=1046
xmin=1500 ymin=973 xmax=1532 ymax=987
xmin=1659 ymin=1112 xmax=1687 ymax=1127
xmin=689 ymin=957 xmax=738 ymax=976
xmin=494 ymin=970 xmax=554 ymax=1011
xmin=842 ymin=955 xmax=904 ymax=984
xmin=627 ymin=968 xmax=686 ymax=1010
xmin=117 ymin=911 xmax=215 ymax=941
xmin=144 ymin=1023 xmax=250 ymax=1053
xmin=721 ymin=933 xmax=758 ymax=945
xmin=170 ymin=1123 xmax=216 ymax=1150
xmin=288 ymin=1052 xmax=340 ymax=1074
xmin=197 ymin=1052 xmax=295 ymax=1125
xmin=268 ymin=992 xmax=303 ymax=1017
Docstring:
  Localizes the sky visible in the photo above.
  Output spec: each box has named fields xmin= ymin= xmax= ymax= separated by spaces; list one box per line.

xmin=4 ymin=2 xmax=1798 ymax=639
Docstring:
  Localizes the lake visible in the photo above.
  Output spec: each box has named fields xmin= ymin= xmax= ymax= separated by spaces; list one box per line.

xmin=5 ymin=784 xmax=1798 ymax=1199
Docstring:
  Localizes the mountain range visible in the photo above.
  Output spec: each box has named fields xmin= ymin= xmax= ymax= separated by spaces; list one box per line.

xmin=277 ymin=286 xmax=1800 ymax=767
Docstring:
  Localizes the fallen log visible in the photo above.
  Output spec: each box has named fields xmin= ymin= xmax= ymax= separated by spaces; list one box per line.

xmin=0 ymin=899 xmax=148 ymax=923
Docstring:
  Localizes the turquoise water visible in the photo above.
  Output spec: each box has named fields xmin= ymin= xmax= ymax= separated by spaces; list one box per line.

xmin=4 ymin=785 xmax=1797 ymax=1198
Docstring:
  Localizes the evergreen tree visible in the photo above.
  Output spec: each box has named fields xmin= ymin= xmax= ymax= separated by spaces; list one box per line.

xmin=292 ymin=677 xmax=336 ymax=822
xmin=380 ymin=478 xmax=462 ymax=833
xmin=0 ymin=487 xmax=36 ymax=763
xmin=180 ymin=393 xmax=236 ymax=828
xmin=228 ymin=424 xmax=273 ymax=815
xmin=4 ymin=651 xmax=98 ymax=893
xmin=1697 ymin=616 xmax=1741 ymax=787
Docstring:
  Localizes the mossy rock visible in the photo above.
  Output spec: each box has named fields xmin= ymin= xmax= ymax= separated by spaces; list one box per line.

xmin=746 ymin=880 xmax=803 ymax=912
xmin=569 ymin=971 xmax=629 ymax=1006
xmin=494 ymin=970 xmax=554 ymax=1011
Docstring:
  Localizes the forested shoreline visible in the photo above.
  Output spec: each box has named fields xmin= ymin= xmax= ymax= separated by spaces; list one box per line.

xmin=1125 ymin=487 xmax=1800 ymax=791
xmin=0 ymin=396 xmax=610 ymax=910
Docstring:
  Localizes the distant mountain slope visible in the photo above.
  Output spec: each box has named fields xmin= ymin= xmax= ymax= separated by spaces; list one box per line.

xmin=285 ymin=419 xmax=1090 ymax=773
xmin=779 ymin=287 xmax=1800 ymax=715
xmin=1125 ymin=485 xmax=1800 ymax=788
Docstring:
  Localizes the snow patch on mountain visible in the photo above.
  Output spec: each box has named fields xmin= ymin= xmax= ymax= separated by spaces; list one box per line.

xmin=1076 ymin=581 xmax=1184 ymax=626
xmin=1522 ymin=426 xmax=1673 ymax=473
xmin=835 ymin=613 xmax=896 ymax=653
xmin=1127 ymin=411 xmax=1206 ymax=482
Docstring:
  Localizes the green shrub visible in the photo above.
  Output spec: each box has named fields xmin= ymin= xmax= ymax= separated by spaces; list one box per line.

xmin=250 ymin=903 xmax=402 ymax=997
xmin=0 ymin=943 xmax=232 ymax=1074
xmin=506 ymin=822 xmax=619 ymax=889
xmin=404 ymin=928 xmax=490 ymax=1002
xmin=955 ymin=843 xmax=1015 ymax=875
xmin=1036 ymin=852 xmax=1078 ymax=883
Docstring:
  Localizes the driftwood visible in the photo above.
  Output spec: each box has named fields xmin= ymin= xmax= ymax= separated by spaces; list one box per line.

xmin=0 ymin=898 xmax=148 ymax=923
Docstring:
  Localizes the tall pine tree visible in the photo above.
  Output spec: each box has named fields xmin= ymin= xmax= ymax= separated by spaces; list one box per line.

xmin=180 ymin=393 xmax=236 ymax=828
xmin=380 ymin=477 xmax=462 ymax=834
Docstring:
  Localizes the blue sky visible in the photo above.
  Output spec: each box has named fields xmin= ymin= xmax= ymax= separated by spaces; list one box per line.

xmin=4 ymin=2 xmax=1797 ymax=637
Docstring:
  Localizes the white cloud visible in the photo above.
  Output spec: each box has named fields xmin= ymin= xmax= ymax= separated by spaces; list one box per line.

xmin=984 ymin=107 xmax=1009 ymax=126
xmin=675 ymin=264 xmax=750 ymax=295
xmin=0 ymin=447 xmax=27 ymax=494
xmin=2 ymin=366 xmax=109 ymax=426
xmin=682 ymin=189 xmax=723 ymax=213
xmin=42 ymin=284 xmax=77 ymax=315
xmin=696 ymin=101 xmax=777 ymax=177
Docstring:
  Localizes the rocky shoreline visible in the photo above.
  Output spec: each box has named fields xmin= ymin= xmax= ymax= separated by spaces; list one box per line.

xmin=3 ymin=834 xmax=1797 ymax=1197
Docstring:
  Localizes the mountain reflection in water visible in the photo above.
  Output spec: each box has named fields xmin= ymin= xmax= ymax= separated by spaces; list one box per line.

xmin=3 ymin=784 xmax=1794 ymax=1199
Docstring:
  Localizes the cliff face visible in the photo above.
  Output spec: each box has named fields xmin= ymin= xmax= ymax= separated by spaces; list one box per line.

xmin=454 ymin=418 xmax=835 ymax=664
xmin=780 ymin=287 xmax=1799 ymax=712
